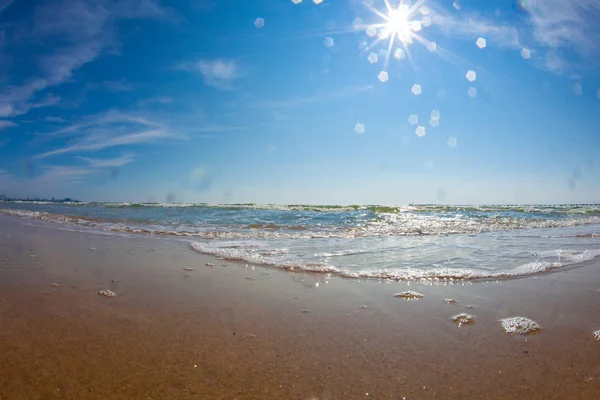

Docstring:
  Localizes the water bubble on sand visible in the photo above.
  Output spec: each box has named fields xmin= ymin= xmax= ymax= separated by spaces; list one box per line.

xmin=500 ymin=317 xmax=540 ymax=334
xmin=98 ymin=289 xmax=116 ymax=298
xmin=444 ymin=298 xmax=456 ymax=304
xmin=394 ymin=291 xmax=424 ymax=299
xmin=594 ymin=330 xmax=600 ymax=341
xmin=452 ymin=313 xmax=474 ymax=324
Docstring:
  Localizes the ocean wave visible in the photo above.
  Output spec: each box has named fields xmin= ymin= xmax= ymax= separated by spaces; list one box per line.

xmin=2 ymin=207 xmax=600 ymax=239
xmin=188 ymin=242 xmax=339 ymax=273
xmin=188 ymin=242 xmax=600 ymax=281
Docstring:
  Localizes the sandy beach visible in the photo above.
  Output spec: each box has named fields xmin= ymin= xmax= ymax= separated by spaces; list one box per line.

xmin=1 ymin=216 xmax=600 ymax=399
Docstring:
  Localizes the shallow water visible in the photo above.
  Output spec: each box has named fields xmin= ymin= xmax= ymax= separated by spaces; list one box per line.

xmin=1 ymin=201 xmax=600 ymax=281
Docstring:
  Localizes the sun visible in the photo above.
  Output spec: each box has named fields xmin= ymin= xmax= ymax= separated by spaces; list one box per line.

xmin=360 ymin=0 xmax=434 ymax=74
xmin=385 ymin=4 xmax=412 ymax=43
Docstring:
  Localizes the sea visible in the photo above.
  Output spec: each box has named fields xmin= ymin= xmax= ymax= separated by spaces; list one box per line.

xmin=1 ymin=201 xmax=600 ymax=281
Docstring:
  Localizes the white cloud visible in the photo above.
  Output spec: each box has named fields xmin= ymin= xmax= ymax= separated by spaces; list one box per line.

xmin=89 ymin=80 xmax=135 ymax=92
xmin=137 ymin=96 xmax=174 ymax=106
xmin=185 ymin=59 xmax=242 ymax=89
xmin=0 ymin=0 xmax=171 ymax=118
xmin=523 ymin=0 xmax=600 ymax=51
xmin=35 ymin=112 xmax=184 ymax=159
xmin=432 ymin=0 xmax=600 ymax=74
xmin=0 ymin=0 xmax=13 ymax=14
xmin=76 ymin=154 xmax=135 ymax=168
xmin=252 ymin=85 xmax=373 ymax=108
xmin=44 ymin=116 xmax=67 ymax=123
xmin=36 ymin=129 xmax=179 ymax=159
xmin=434 ymin=11 xmax=521 ymax=50
xmin=0 ymin=120 xmax=17 ymax=130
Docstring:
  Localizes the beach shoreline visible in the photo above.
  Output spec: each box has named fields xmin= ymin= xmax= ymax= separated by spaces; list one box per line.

xmin=1 ymin=215 xmax=600 ymax=399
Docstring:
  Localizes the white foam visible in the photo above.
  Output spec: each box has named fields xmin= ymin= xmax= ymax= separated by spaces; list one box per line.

xmin=188 ymin=242 xmax=339 ymax=273
xmin=500 ymin=317 xmax=540 ymax=334
xmin=452 ymin=313 xmax=474 ymax=324
xmin=393 ymin=291 xmax=424 ymax=299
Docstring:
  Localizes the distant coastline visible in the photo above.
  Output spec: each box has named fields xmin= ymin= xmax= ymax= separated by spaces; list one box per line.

xmin=0 ymin=195 xmax=81 ymax=203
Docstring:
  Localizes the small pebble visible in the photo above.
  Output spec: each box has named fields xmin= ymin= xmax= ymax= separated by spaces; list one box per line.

xmin=110 ymin=279 xmax=117 ymax=283
xmin=183 ymin=268 xmax=194 ymax=271
xmin=594 ymin=330 xmax=600 ymax=341
xmin=464 ymin=305 xmax=474 ymax=309
xmin=98 ymin=289 xmax=116 ymax=298
xmin=89 ymin=248 xmax=96 ymax=251
xmin=29 ymin=254 xmax=37 ymax=258
xmin=246 ymin=277 xmax=255 ymax=281
xmin=360 ymin=305 xmax=369 ymax=309
xmin=394 ymin=291 xmax=424 ymax=300
xmin=206 ymin=263 xmax=215 ymax=267
xmin=222 ymin=264 xmax=228 ymax=267
xmin=301 ymin=309 xmax=310 ymax=313
xmin=444 ymin=299 xmax=457 ymax=304
xmin=51 ymin=283 xmax=59 ymax=287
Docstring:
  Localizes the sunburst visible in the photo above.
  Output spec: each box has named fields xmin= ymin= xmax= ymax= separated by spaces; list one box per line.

xmin=360 ymin=0 xmax=434 ymax=77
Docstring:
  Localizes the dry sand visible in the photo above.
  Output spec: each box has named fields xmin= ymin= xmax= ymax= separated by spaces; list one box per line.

xmin=1 ymin=216 xmax=600 ymax=399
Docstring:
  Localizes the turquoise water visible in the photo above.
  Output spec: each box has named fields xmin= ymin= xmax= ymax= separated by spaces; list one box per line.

xmin=2 ymin=202 xmax=600 ymax=281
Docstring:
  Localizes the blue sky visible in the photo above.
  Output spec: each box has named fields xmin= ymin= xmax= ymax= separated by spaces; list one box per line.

xmin=1 ymin=0 xmax=599 ymax=204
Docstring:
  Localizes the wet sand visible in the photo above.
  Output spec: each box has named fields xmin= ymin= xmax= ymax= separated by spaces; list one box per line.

xmin=1 ymin=216 xmax=600 ymax=399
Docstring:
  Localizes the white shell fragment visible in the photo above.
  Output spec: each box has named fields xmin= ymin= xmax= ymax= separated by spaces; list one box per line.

xmin=98 ymin=289 xmax=116 ymax=298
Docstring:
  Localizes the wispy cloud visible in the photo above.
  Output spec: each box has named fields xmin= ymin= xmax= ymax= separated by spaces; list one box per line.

xmin=432 ymin=0 xmax=600 ymax=74
xmin=252 ymin=85 xmax=373 ymax=109
xmin=137 ymin=96 xmax=174 ymax=107
xmin=36 ymin=129 xmax=178 ymax=159
xmin=88 ymin=80 xmax=135 ymax=92
xmin=76 ymin=153 xmax=135 ymax=168
xmin=180 ymin=59 xmax=242 ymax=89
xmin=519 ymin=0 xmax=600 ymax=73
xmin=434 ymin=10 xmax=521 ymax=50
xmin=44 ymin=116 xmax=67 ymax=123
xmin=0 ymin=0 xmax=171 ymax=118
xmin=0 ymin=119 xmax=17 ymax=130
xmin=35 ymin=112 xmax=184 ymax=159
xmin=0 ymin=0 xmax=13 ymax=14
xmin=193 ymin=124 xmax=251 ymax=133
